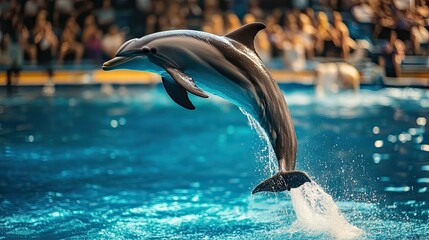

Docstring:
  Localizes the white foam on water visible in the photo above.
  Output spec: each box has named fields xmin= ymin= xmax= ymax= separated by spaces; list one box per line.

xmin=240 ymin=109 xmax=364 ymax=239
xmin=289 ymin=182 xmax=364 ymax=239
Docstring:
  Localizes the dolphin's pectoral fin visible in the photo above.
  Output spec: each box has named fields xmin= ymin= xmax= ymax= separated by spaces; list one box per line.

xmin=162 ymin=77 xmax=196 ymax=110
xmin=224 ymin=22 xmax=266 ymax=53
xmin=166 ymin=68 xmax=209 ymax=98
xmin=251 ymin=170 xmax=311 ymax=194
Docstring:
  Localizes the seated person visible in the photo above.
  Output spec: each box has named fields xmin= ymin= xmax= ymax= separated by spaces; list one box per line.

xmin=82 ymin=15 xmax=103 ymax=63
xmin=0 ymin=34 xmax=23 ymax=92
xmin=315 ymin=12 xmax=335 ymax=57
xmin=58 ymin=17 xmax=84 ymax=64
xmin=410 ymin=20 xmax=429 ymax=55
xmin=331 ymin=12 xmax=352 ymax=59
xmin=352 ymin=0 xmax=375 ymax=23
xmin=34 ymin=22 xmax=58 ymax=78
xmin=102 ymin=25 xmax=125 ymax=58
xmin=379 ymin=31 xmax=405 ymax=77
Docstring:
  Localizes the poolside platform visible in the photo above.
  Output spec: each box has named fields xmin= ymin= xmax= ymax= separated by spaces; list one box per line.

xmin=1 ymin=55 xmax=428 ymax=87
xmin=0 ymin=68 xmax=315 ymax=86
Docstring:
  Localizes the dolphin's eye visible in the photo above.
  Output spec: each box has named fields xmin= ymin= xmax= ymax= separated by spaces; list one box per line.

xmin=151 ymin=48 xmax=157 ymax=54
xmin=141 ymin=47 xmax=150 ymax=54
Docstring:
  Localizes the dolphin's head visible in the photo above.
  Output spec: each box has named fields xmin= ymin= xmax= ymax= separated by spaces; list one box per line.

xmin=102 ymin=37 xmax=164 ymax=73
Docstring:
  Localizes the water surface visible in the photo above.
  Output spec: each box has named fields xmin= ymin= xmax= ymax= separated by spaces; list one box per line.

xmin=1 ymin=85 xmax=428 ymax=239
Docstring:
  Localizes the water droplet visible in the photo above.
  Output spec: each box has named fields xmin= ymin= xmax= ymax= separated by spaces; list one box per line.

xmin=50 ymin=211 xmax=61 ymax=217
xmin=421 ymin=145 xmax=429 ymax=152
xmin=374 ymin=140 xmax=383 ymax=148
xmin=110 ymin=120 xmax=118 ymax=128
xmin=416 ymin=117 xmax=427 ymax=126
xmin=372 ymin=126 xmax=380 ymax=134
xmin=415 ymin=135 xmax=423 ymax=143
xmin=373 ymin=153 xmax=381 ymax=163
xmin=388 ymin=135 xmax=397 ymax=143
xmin=384 ymin=186 xmax=410 ymax=192
xmin=119 ymin=117 xmax=126 ymax=125
xmin=398 ymin=133 xmax=411 ymax=143
xmin=417 ymin=178 xmax=429 ymax=183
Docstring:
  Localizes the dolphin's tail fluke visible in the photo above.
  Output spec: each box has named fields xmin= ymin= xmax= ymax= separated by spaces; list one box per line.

xmin=251 ymin=170 xmax=311 ymax=194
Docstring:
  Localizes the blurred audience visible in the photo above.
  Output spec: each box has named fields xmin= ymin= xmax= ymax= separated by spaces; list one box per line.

xmin=411 ymin=20 xmax=429 ymax=54
xmin=82 ymin=15 xmax=103 ymax=63
xmin=379 ymin=31 xmax=406 ymax=77
xmin=96 ymin=0 xmax=116 ymax=33
xmin=54 ymin=0 xmax=75 ymax=29
xmin=34 ymin=21 xmax=57 ymax=77
xmin=0 ymin=34 xmax=23 ymax=92
xmin=58 ymin=17 xmax=84 ymax=64
xmin=102 ymin=25 xmax=125 ymax=58
xmin=0 ymin=0 xmax=428 ymax=73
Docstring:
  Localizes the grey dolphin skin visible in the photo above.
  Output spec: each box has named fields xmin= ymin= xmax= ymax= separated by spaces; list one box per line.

xmin=102 ymin=23 xmax=311 ymax=194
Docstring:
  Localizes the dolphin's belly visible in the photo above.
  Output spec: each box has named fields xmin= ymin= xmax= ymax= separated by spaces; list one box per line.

xmin=189 ymin=68 xmax=257 ymax=117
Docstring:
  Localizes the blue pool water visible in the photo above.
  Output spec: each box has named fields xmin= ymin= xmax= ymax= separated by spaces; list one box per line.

xmin=1 ymin=85 xmax=428 ymax=239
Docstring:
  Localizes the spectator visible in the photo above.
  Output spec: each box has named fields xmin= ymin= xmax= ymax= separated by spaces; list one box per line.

xmin=75 ymin=0 xmax=95 ymax=28
xmin=0 ymin=34 xmax=23 ymax=93
xmin=379 ymin=31 xmax=405 ymax=77
xmin=23 ymin=0 xmax=43 ymax=30
xmin=102 ymin=25 xmax=124 ymax=58
xmin=297 ymin=13 xmax=316 ymax=59
xmin=145 ymin=1 xmax=166 ymax=34
xmin=0 ymin=1 xmax=20 ymax=38
xmin=416 ymin=0 xmax=429 ymax=20
xmin=410 ymin=20 xmax=429 ymax=55
xmin=374 ymin=1 xmax=396 ymax=39
xmin=33 ymin=10 xmax=49 ymax=37
xmin=225 ymin=12 xmax=241 ymax=33
xmin=352 ymin=0 xmax=375 ymax=24
xmin=283 ymin=14 xmax=299 ymax=43
xmin=58 ymin=17 xmax=84 ymax=64
xmin=283 ymin=35 xmax=306 ymax=71
xmin=265 ymin=15 xmax=284 ymax=58
xmin=82 ymin=15 xmax=103 ymax=63
xmin=97 ymin=0 xmax=116 ymax=33
xmin=248 ymin=0 xmax=264 ymax=21
xmin=331 ymin=11 xmax=352 ymax=58
xmin=394 ymin=8 xmax=418 ymax=41
xmin=34 ymin=22 xmax=58 ymax=78
xmin=305 ymin=8 xmax=317 ymax=27
xmin=210 ymin=13 xmax=225 ymax=35
xmin=54 ymin=0 xmax=75 ymax=29
xmin=315 ymin=12 xmax=334 ymax=56
xmin=182 ymin=0 xmax=203 ymax=30
xmin=15 ymin=20 xmax=37 ymax=65
xmin=133 ymin=0 xmax=151 ymax=35
xmin=159 ymin=1 xmax=186 ymax=30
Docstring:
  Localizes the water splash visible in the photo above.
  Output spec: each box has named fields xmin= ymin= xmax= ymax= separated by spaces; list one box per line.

xmin=239 ymin=108 xmax=277 ymax=174
xmin=290 ymin=182 xmax=364 ymax=239
xmin=240 ymin=109 xmax=364 ymax=239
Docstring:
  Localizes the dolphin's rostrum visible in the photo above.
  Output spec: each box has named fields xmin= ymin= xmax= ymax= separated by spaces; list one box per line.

xmin=102 ymin=23 xmax=311 ymax=193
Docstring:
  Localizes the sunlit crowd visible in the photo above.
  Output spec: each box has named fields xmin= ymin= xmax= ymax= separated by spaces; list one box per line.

xmin=0 ymin=0 xmax=428 ymax=71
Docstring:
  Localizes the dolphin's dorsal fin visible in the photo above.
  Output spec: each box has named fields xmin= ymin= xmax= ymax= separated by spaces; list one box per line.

xmin=162 ymin=76 xmax=196 ymax=110
xmin=224 ymin=22 xmax=266 ymax=52
xmin=166 ymin=68 xmax=209 ymax=98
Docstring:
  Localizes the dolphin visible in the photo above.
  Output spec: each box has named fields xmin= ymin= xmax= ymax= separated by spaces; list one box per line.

xmin=102 ymin=23 xmax=311 ymax=194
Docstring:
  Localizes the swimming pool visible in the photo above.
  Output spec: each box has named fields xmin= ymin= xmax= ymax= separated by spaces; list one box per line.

xmin=1 ymin=84 xmax=428 ymax=239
